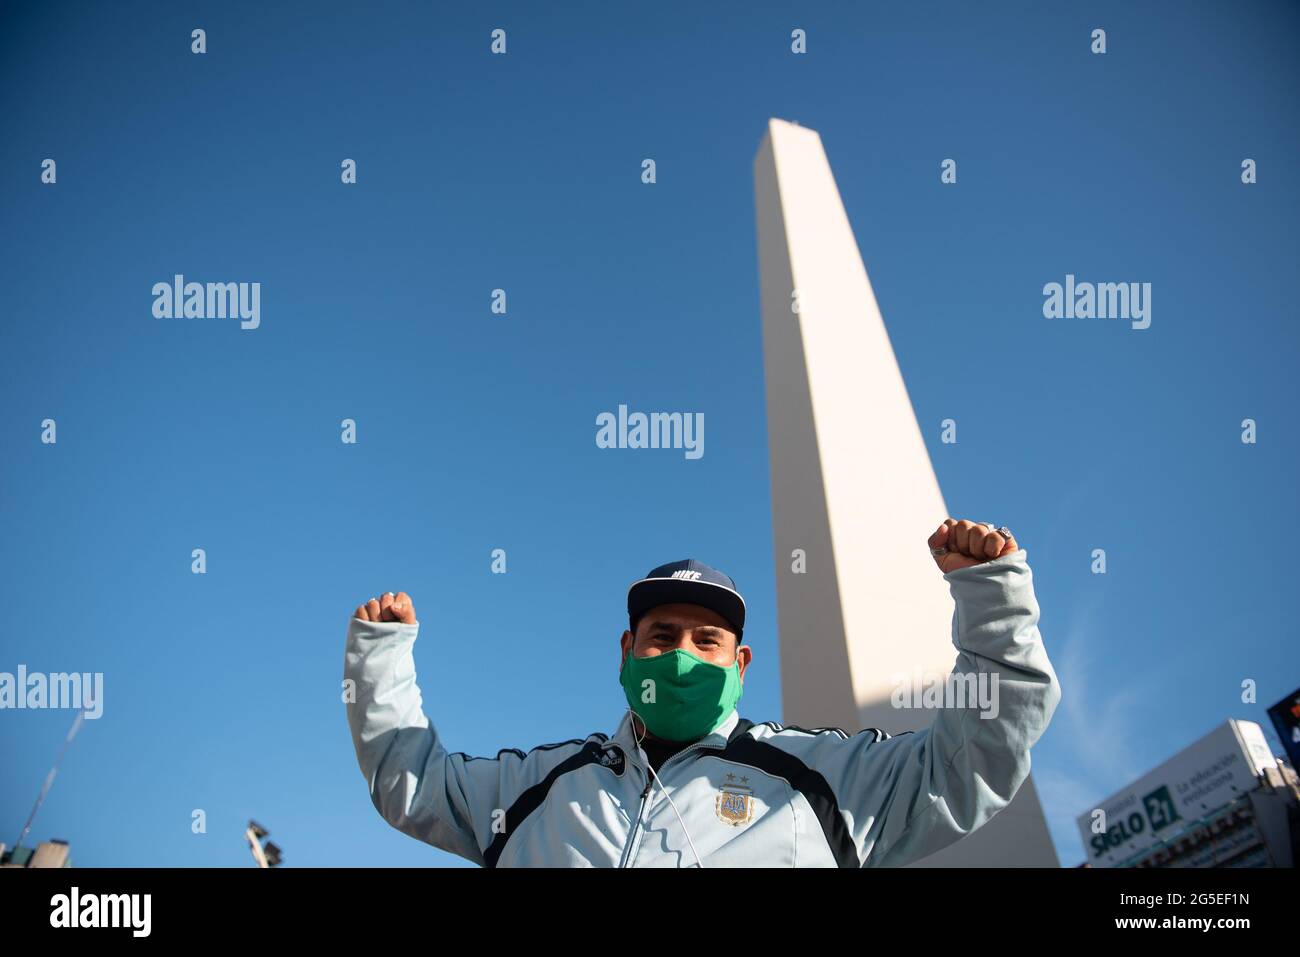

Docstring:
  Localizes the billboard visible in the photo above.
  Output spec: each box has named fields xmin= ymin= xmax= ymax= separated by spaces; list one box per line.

xmin=1076 ymin=720 xmax=1277 ymax=867
xmin=1266 ymin=687 xmax=1300 ymax=770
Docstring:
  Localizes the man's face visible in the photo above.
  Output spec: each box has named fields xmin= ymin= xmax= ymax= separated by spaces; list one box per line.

xmin=619 ymin=603 xmax=752 ymax=680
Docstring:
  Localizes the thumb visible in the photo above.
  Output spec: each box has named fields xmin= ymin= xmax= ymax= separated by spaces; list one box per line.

xmin=390 ymin=593 xmax=417 ymax=624
xmin=927 ymin=521 xmax=951 ymax=569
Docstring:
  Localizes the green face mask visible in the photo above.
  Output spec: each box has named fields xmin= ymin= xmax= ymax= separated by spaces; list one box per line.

xmin=619 ymin=648 xmax=743 ymax=742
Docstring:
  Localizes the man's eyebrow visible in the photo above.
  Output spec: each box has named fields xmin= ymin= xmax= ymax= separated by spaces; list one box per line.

xmin=643 ymin=621 xmax=730 ymax=639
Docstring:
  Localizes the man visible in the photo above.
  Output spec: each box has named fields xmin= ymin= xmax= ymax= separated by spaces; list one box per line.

xmin=344 ymin=518 xmax=1060 ymax=867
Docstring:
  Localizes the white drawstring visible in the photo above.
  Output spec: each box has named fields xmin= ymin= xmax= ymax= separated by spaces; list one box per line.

xmin=626 ymin=709 xmax=706 ymax=869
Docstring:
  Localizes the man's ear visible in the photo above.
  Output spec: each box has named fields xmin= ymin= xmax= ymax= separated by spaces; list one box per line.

xmin=736 ymin=642 xmax=753 ymax=681
xmin=619 ymin=629 xmax=634 ymax=667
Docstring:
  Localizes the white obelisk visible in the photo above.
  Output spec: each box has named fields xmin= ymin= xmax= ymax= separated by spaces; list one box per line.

xmin=754 ymin=118 xmax=1058 ymax=866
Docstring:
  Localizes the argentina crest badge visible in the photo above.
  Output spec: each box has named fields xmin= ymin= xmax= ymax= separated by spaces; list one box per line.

xmin=715 ymin=773 xmax=755 ymax=827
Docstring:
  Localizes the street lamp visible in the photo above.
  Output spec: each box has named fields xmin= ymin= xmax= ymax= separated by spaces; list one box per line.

xmin=245 ymin=820 xmax=281 ymax=868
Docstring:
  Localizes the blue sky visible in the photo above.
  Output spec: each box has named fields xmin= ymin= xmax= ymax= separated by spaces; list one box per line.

xmin=1 ymin=1 xmax=1296 ymax=868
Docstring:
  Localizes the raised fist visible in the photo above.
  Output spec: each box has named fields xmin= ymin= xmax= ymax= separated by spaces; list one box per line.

xmin=928 ymin=519 xmax=1019 ymax=574
xmin=353 ymin=591 xmax=417 ymax=624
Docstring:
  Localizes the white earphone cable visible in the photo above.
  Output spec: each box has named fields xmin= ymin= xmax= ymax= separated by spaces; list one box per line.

xmin=628 ymin=708 xmax=706 ymax=869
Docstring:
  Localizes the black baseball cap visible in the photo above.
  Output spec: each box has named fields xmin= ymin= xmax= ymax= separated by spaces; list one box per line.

xmin=627 ymin=559 xmax=746 ymax=639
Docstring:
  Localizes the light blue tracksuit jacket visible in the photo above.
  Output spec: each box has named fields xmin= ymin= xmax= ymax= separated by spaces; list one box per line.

xmin=344 ymin=549 xmax=1060 ymax=867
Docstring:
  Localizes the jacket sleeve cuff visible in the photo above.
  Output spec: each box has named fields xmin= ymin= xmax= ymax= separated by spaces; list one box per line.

xmin=347 ymin=617 xmax=420 ymax=642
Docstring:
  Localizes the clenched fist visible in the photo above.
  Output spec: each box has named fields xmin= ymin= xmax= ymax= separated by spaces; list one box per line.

xmin=353 ymin=591 xmax=417 ymax=624
xmin=928 ymin=519 xmax=1019 ymax=574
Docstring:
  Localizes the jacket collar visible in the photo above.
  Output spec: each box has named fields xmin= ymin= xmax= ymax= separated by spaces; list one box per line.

xmin=608 ymin=708 xmax=741 ymax=758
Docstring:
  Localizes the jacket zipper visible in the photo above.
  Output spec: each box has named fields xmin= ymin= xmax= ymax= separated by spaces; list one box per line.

xmin=617 ymin=736 xmax=721 ymax=867
xmin=618 ymin=771 xmax=653 ymax=868
xmin=660 ymin=737 xmax=716 ymax=772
